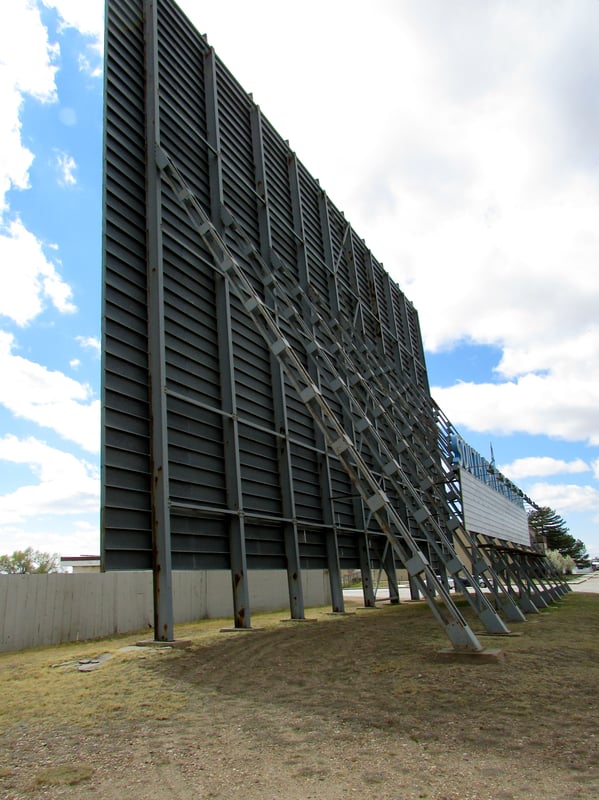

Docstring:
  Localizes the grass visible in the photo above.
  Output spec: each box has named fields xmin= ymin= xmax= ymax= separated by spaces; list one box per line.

xmin=33 ymin=764 xmax=94 ymax=787
xmin=0 ymin=595 xmax=597 ymax=739
xmin=1 ymin=593 xmax=598 ymax=799
xmin=0 ymin=605 xmax=336 ymax=733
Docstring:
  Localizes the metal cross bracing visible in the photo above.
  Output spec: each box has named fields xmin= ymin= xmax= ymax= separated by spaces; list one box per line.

xmin=319 ymin=322 xmax=520 ymax=610
xmin=217 ymin=208 xmax=520 ymax=637
xmin=330 ymin=333 xmax=569 ymax=617
xmin=156 ymin=146 xmax=487 ymax=652
xmin=287 ymin=252 xmax=569 ymax=620
xmin=258 ymin=253 xmax=517 ymax=634
xmin=503 ymin=539 xmax=571 ymax=601
xmin=473 ymin=534 xmax=570 ymax=612
xmin=396 ymin=396 xmax=569 ymax=610
xmin=262 ymin=258 xmax=529 ymax=626
xmin=433 ymin=407 xmax=570 ymax=606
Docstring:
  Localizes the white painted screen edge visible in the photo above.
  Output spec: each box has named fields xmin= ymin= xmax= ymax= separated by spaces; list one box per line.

xmin=460 ymin=468 xmax=530 ymax=546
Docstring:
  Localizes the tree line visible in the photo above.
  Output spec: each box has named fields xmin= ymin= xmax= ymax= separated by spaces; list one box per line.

xmin=0 ymin=548 xmax=60 ymax=574
xmin=528 ymin=506 xmax=590 ymax=567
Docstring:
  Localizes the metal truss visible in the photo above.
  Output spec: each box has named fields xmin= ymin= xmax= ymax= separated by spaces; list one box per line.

xmin=156 ymin=145 xmax=506 ymax=652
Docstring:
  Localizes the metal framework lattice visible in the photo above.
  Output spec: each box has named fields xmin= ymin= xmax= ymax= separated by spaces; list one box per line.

xmin=102 ymin=0 xmax=569 ymax=648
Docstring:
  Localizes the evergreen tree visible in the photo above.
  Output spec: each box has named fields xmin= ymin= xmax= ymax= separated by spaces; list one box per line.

xmin=528 ymin=507 xmax=589 ymax=565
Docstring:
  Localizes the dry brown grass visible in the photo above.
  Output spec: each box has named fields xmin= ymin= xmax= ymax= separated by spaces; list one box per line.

xmin=1 ymin=594 xmax=598 ymax=799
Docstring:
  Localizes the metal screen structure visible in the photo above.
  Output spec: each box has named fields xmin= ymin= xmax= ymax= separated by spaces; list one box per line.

xmin=459 ymin=468 xmax=530 ymax=545
xmin=102 ymin=0 xmax=569 ymax=644
xmin=102 ymin=2 xmax=429 ymax=590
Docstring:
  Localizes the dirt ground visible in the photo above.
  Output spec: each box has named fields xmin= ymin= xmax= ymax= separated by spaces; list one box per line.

xmin=1 ymin=590 xmax=598 ymax=800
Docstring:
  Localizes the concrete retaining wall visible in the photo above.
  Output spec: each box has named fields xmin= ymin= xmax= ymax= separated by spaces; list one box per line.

xmin=0 ymin=570 xmax=331 ymax=652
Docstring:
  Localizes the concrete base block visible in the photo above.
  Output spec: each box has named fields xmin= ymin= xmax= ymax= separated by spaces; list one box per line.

xmin=219 ymin=626 xmax=263 ymax=633
xmin=135 ymin=639 xmax=192 ymax=649
xmin=437 ymin=647 xmax=505 ymax=663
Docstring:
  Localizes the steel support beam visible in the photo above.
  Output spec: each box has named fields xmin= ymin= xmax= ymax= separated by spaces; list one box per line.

xmin=155 ymin=148 xmax=487 ymax=650
xmin=382 ymin=543 xmax=400 ymax=604
xmin=143 ymin=0 xmax=174 ymax=641
xmin=205 ymin=46 xmax=251 ymax=627
xmin=318 ymin=190 xmax=361 ymax=611
xmin=251 ymin=106 xmax=305 ymax=619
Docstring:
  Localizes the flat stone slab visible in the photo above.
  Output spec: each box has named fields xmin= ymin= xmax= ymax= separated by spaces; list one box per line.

xmin=135 ymin=639 xmax=192 ymax=649
xmin=325 ymin=611 xmax=356 ymax=616
xmin=437 ymin=647 xmax=505 ymax=663
xmin=52 ymin=653 xmax=115 ymax=672
xmin=219 ymin=626 xmax=264 ymax=633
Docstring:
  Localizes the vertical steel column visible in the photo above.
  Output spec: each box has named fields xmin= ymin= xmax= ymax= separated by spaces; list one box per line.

xmin=364 ymin=249 xmax=385 ymax=357
xmin=382 ymin=545 xmax=400 ymax=604
xmin=383 ymin=273 xmax=407 ymax=379
xmin=478 ymin=535 xmax=539 ymax=614
xmin=409 ymin=575 xmax=421 ymax=600
xmin=384 ymin=271 xmax=441 ymax=587
xmin=251 ymin=108 xmax=305 ymax=619
xmin=143 ymin=0 xmax=174 ymax=641
xmin=395 ymin=291 xmax=420 ymax=387
xmin=317 ymin=191 xmax=363 ymax=612
xmin=204 ymin=47 xmax=251 ymax=627
xmin=288 ymin=151 xmax=346 ymax=614
xmin=339 ymin=225 xmax=377 ymax=605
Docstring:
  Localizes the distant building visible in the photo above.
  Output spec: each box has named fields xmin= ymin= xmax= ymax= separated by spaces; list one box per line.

xmin=60 ymin=555 xmax=101 ymax=573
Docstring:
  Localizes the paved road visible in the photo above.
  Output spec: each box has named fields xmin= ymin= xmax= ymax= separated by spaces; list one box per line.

xmin=343 ymin=572 xmax=599 ymax=604
xmin=569 ymin=572 xmax=599 ymax=593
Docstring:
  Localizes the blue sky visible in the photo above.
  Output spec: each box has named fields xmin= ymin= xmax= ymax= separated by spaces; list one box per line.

xmin=1 ymin=0 xmax=598 ymax=559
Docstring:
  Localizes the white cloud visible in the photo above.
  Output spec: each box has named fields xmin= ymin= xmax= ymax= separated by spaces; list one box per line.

xmin=496 ymin=326 xmax=599 ymax=382
xmin=55 ymin=151 xmax=77 ymax=187
xmin=0 ymin=331 xmax=100 ymax=453
xmin=594 ymin=460 xmax=599 ymax=481
xmin=77 ymin=53 xmax=102 ymax=79
xmin=175 ymin=1 xmax=599 ymax=449
xmin=500 ymin=457 xmax=590 ymax=481
xmin=528 ymin=481 xmax=599 ymax=516
xmin=40 ymin=0 xmax=104 ymax=38
xmin=380 ymin=4 xmax=599 ymax=448
xmin=0 ymin=520 xmax=99 ymax=559
xmin=76 ymin=335 xmax=101 ymax=356
xmin=40 ymin=0 xmax=104 ymax=69
xmin=433 ymin=372 xmax=599 ymax=446
xmin=0 ymin=6 xmax=76 ymax=330
xmin=0 ymin=434 xmax=100 ymax=556
xmin=0 ymin=0 xmax=59 ymax=211
xmin=0 ymin=219 xmax=75 ymax=324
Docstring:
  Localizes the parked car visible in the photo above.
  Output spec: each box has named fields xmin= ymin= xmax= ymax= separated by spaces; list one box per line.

xmin=456 ymin=574 xmax=486 ymax=589
xmin=434 ymin=574 xmax=455 ymax=590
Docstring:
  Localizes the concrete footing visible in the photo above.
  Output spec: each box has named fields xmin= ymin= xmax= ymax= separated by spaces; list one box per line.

xmin=219 ymin=626 xmax=263 ymax=633
xmin=437 ymin=647 xmax=505 ymax=662
xmin=135 ymin=639 xmax=192 ymax=649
